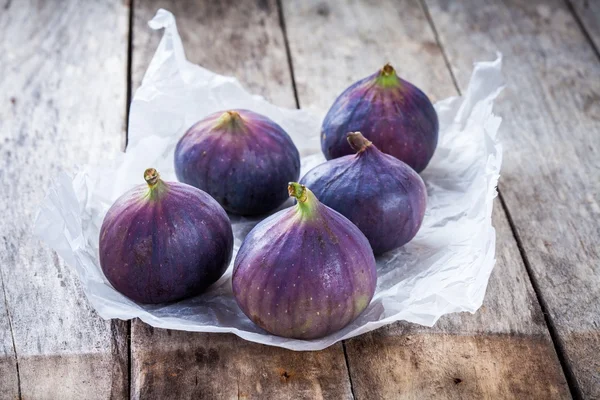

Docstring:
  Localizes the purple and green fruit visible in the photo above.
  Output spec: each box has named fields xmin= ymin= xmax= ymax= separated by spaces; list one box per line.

xmin=97 ymin=61 xmax=436 ymax=338
xmin=302 ymin=132 xmax=427 ymax=255
xmin=174 ymin=109 xmax=300 ymax=216
xmin=99 ymin=168 xmax=234 ymax=304
xmin=321 ymin=63 xmax=438 ymax=172
xmin=232 ymin=183 xmax=377 ymax=339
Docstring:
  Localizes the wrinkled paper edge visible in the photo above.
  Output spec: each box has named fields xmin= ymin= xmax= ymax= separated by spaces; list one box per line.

xmin=34 ymin=9 xmax=505 ymax=351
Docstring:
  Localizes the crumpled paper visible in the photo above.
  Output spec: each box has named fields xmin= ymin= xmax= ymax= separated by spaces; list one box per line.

xmin=35 ymin=9 xmax=504 ymax=351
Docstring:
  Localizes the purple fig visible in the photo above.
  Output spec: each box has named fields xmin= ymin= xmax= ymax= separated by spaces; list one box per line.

xmin=321 ymin=64 xmax=438 ymax=172
xmin=99 ymin=168 xmax=234 ymax=304
xmin=174 ymin=109 xmax=301 ymax=216
xmin=302 ymin=132 xmax=426 ymax=255
xmin=232 ymin=182 xmax=377 ymax=339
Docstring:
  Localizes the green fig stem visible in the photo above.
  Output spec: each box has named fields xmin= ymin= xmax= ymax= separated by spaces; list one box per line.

xmin=144 ymin=168 xmax=160 ymax=187
xmin=215 ymin=110 xmax=244 ymax=130
xmin=347 ymin=132 xmax=372 ymax=154
xmin=288 ymin=182 xmax=318 ymax=219
xmin=375 ymin=63 xmax=400 ymax=88
xmin=382 ymin=63 xmax=394 ymax=75
xmin=144 ymin=168 xmax=166 ymax=200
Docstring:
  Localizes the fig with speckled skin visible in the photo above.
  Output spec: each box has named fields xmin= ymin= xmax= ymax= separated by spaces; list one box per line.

xmin=302 ymin=132 xmax=426 ymax=255
xmin=321 ymin=64 xmax=438 ymax=172
xmin=99 ymin=168 xmax=234 ymax=304
xmin=174 ymin=109 xmax=301 ymax=215
xmin=232 ymin=182 xmax=377 ymax=339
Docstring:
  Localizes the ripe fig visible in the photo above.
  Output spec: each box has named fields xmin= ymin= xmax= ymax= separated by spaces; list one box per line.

xmin=99 ymin=168 xmax=234 ymax=304
xmin=301 ymin=132 xmax=427 ymax=255
xmin=321 ymin=63 xmax=438 ymax=172
xmin=232 ymin=183 xmax=377 ymax=339
xmin=174 ymin=109 xmax=301 ymax=215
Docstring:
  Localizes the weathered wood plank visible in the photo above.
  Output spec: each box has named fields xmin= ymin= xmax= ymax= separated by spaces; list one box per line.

xmin=344 ymin=210 xmax=569 ymax=400
xmin=131 ymin=1 xmax=352 ymax=398
xmin=283 ymin=0 xmax=570 ymax=398
xmin=570 ymin=0 xmax=600 ymax=52
xmin=0 ymin=0 xmax=130 ymax=398
xmin=282 ymin=0 xmax=456 ymax=112
xmin=132 ymin=325 xmax=351 ymax=400
xmin=426 ymin=0 xmax=600 ymax=397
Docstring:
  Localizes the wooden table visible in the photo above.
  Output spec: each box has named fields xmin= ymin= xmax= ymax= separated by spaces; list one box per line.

xmin=1 ymin=0 xmax=599 ymax=398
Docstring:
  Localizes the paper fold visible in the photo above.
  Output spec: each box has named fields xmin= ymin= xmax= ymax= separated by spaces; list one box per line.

xmin=35 ymin=9 xmax=504 ymax=351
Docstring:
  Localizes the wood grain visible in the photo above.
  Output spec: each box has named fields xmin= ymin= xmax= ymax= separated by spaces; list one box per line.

xmin=131 ymin=1 xmax=352 ymax=398
xmin=347 ymin=331 xmax=566 ymax=400
xmin=132 ymin=325 xmax=351 ymax=400
xmin=425 ymin=0 xmax=600 ymax=397
xmin=570 ymin=0 xmax=600 ymax=52
xmin=0 ymin=0 xmax=129 ymax=398
xmin=344 ymin=210 xmax=569 ymax=400
xmin=282 ymin=0 xmax=456 ymax=114
xmin=282 ymin=0 xmax=570 ymax=398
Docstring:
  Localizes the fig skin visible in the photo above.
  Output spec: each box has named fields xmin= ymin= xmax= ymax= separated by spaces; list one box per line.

xmin=321 ymin=63 xmax=438 ymax=172
xmin=174 ymin=109 xmax=301 ymax=216
xmin=232 ymin=183 xmax=377 ymax=339
xmin=99 ymin=168 xmax=234 ymax=304
xmin=302 ymin=132 xmax=427 ymax=255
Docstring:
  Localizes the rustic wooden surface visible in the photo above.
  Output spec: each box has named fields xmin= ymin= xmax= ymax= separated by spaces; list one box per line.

xmin=283 ymin=0 xmax=570 ymax=398
xmin=343 ymin=212 xmax=570 ymax=400
xmin=282 ymin=0 xmax=457 ymax=111
xmin=0 ymin=0 xmax=129 ymax=398
xmin=130 ymin=1 xmax=351 ymax=399
xmin=131 ymin=0 xmax=296 ymax=108
xmin=132 ymin=325 xmax=352 ymax=400
xmin=426 ymin=0 xmax=600 ymax=397
xmin=2 ymin=0 xmax=599 ymax=398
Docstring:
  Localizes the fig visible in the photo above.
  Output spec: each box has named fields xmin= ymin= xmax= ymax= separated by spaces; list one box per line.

xmin=99 ymin=168 xmax=234 ymax=304
xmin=174 ymin=109 xmax=301 ymax=215
xmin=301 ymin=132 xmax=426 ymax=255
xmin=321 ymin=63 xmax=438 ymax=172
xmin=232 ymin=182 xmax=377 ymax=339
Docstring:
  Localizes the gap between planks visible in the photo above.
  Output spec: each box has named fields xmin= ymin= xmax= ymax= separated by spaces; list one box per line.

xmin=423 ymin=0 xmax=600 ymax=398
xmin=498 ymin=192 xmax=583 ymax=400
xmin=420 ymin=0 xmax=584 ymax=398
xmin=276 ymin=0 xmax=357 ymax=395
xmin=276 ymin=0 xmax=300 ymax=109
xmin=126 ymin=0 xmax=135 ymax=149
xmin=1 ymin=267 xmax=21 ymax=399
xmin=565 ymin=0 xmax=600 ymax=61
xmin=341 ymin=341 xmax=357 ymax=400
xmin=126 ymin=0 xmax=135 ymax=398
xmin=419 ymin=0 xmax=461 ymax=96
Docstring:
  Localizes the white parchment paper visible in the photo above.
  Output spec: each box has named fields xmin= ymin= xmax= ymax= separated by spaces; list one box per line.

xmin=35 ymin=9 xmax=504 ymax=351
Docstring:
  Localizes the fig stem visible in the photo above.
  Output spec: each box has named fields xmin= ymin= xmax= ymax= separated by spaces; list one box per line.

xmin=376 ymin=63 xmax=400 ymax=88
xmin=143 ymin=168 xmax=168 ymax=201
xmin=381 ymin=63 xmax=395 ymax=76
xmin=144 ymin=168 xmax=160 ymax=187
xmin=215 ymin=110 xmax=244 ymax=129
xmin=347 ymin=132 xmax=372 ymax=153
xmin=288 ymin=182 xmax=307 ymax=203
xmin=288 ymin=182 xmax=318 ymax=218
